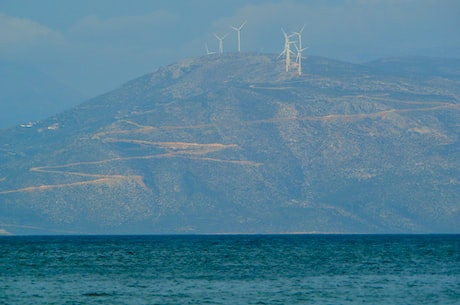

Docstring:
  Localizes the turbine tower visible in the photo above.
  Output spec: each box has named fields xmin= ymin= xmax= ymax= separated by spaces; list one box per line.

xmin=230 ymin=21 xmax=246 ymax=52
xmin=295 ymin=44 xmax=307 ymax=75
xmin=214 ymin=33 xmax=229 ymax=54
xmin=279 ymin=28 xmax=295 ymax=72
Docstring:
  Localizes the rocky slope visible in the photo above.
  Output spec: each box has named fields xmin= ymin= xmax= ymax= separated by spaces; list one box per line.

xmin=0 ymin=53 xmax=459 ymax=234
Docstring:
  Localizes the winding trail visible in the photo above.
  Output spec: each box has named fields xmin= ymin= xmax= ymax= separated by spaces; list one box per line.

xmin=0 ymin=141 xmax=257 ymax=195
xmin=0 ymin=100 xmax=457 ymax=195
xmin=95 ymin=101 xmax=458 ymax=137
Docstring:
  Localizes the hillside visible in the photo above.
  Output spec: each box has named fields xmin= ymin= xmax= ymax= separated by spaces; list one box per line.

xmin=0 ymin=53 xmax=459 ymax=234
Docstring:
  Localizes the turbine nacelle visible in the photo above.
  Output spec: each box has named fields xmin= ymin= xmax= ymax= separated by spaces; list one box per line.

xmin=214 ymin=32 xmax=230 ymax=54
xmin=291 ymin=24 xmax=306 ymax=36
xmin=230 ymin=20 xmax=246 ymax=31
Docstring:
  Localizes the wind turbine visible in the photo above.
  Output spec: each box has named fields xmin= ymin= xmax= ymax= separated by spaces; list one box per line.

xmin=205 ymin=43 xmax=216 ymax=55
xmin=295 ymin=44 xmax=308 ymax=75
xmin=214 ymin=33 xmax=229 ymax=54
xmin=293 ymin=25 xmax=307 ymax=75
xmin=292 ymin=25 xmax=305 ymax=51
xmin=279 ymin=28 xmax=295 ymax=72
xmin=230 ymin=21 xmax=246 ymax=52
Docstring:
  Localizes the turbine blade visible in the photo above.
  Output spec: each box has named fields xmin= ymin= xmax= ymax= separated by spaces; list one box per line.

xmin=299 ymin=24 xmax=305 ymax=33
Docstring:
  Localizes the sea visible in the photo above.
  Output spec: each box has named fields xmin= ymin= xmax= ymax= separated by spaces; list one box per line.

xmin=0 ymin=234 xmax=459 ymax=305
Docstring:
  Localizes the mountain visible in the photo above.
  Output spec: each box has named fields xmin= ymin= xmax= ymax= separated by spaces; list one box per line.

xmin=0 ymin=61 xmax=84 ymax=129
xmin=0 ymin=53 xmax=458 ymax=235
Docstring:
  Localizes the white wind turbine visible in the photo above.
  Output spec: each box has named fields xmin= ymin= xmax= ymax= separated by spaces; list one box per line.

xmin=294 ymin=44 xmax=308 ymax=75
xmin=293 ymin=25 xmax=307 ymax=75
xmin=230 ymin=21 xmax=246 ymax=52
xmin=279 ymin=28 xmax=295 ymax=72
xmin=214 ymin=33 xmax=229 ymax=54
xmin=292 ymin=25 xmax=305 ymax=52
xmin=205 ymin=43 xmax=216 ymax=55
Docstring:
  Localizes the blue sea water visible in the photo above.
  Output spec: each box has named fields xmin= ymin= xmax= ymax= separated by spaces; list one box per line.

xmin=0 ymin=235 xmax=459 ymax=304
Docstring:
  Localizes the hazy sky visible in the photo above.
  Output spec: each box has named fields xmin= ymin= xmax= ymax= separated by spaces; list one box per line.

xmin=1 ymin=0 xmax=459 ymax=126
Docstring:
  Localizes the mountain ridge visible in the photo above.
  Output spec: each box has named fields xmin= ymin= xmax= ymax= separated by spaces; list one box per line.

xmin=1 ymin=53 xmax=459 ymax=235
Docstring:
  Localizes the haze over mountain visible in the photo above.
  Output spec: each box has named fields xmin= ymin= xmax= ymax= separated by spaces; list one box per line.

xmin=0 ymin=53 xmax=459 ymax=235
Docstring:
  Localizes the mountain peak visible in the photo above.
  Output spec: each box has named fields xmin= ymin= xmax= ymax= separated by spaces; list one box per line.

xmin=151 ymin=53 xmax=292 ymax=90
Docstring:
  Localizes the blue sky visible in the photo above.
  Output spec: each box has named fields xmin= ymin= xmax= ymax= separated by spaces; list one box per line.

xmin=0 ymin=0 xmax=459 ymax=127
